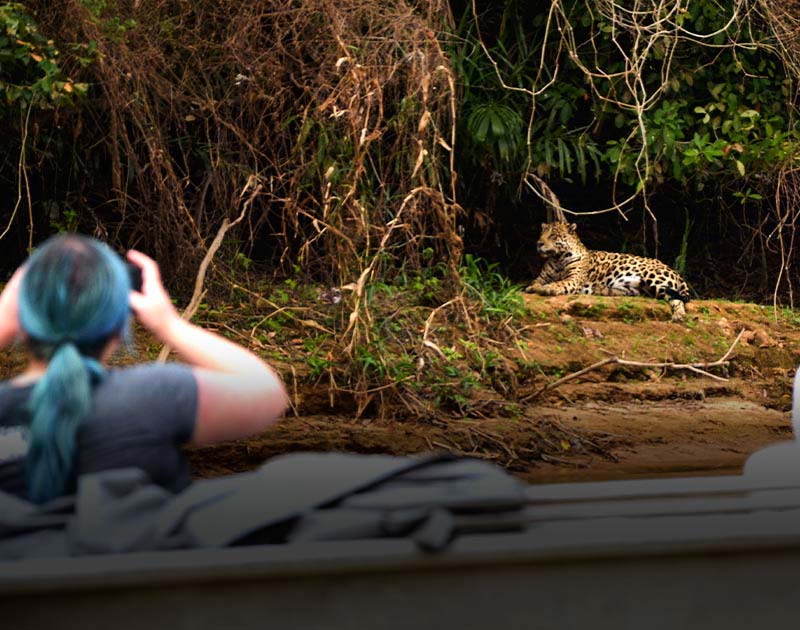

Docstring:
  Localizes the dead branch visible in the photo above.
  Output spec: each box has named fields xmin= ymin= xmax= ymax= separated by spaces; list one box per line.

xmin=521 ymin=328 xmax=746 ymax=401
xmin=527 ymin=173 xmax=566 ymax=223
xmin=157 ymin=181 xmax=260 ymax=362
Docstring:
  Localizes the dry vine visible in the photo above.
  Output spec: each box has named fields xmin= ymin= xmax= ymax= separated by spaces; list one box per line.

xmin=34 ymin=0 xmax=462 ymax=285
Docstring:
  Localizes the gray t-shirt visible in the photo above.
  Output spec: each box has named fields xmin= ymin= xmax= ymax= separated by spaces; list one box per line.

xmin=0 ymin=362 xmax=198 ymax=499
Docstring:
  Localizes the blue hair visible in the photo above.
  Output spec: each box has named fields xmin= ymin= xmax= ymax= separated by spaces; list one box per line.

xmin=18 ymin=234 xmax=131 ymax=503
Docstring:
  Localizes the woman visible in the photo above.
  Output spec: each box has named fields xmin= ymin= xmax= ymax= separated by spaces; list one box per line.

xmin=0 ymin=234 xmax=289 ymax=503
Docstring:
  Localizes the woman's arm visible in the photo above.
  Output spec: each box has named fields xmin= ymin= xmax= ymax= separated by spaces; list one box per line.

xmin=127 ymin=250 xmax=289 ymax=446
xmin=0 ymin=268 xmax=24 ymax=348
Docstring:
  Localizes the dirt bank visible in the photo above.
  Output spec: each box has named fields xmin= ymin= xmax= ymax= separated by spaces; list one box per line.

xmin=185 ymin=295 xmax=798 ymax=484
xmin=187 ymin=391 xmax=792 ymax=484
xmin=184 ymin=296 xmax=798 ymax=484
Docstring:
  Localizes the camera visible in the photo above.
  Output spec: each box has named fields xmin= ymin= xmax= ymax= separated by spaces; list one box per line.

xmin=126 ymin=262 xmax=143 ymax=292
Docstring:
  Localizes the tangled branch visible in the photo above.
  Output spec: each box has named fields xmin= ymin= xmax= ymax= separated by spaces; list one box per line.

xmin=33 ymin=0 xmax=461 ymax=288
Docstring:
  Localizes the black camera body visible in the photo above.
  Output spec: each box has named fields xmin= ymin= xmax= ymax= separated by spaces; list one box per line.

xmin=126 ymin=262 xmax=143 ymax=292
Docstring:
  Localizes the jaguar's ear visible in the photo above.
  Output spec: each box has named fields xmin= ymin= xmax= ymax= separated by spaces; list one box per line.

xmin=568 ymin=223 xmax=577 ymax=234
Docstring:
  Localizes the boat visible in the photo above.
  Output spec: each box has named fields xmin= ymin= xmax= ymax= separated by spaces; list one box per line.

xmin=4 ymin=372 xmax=800 ymax=629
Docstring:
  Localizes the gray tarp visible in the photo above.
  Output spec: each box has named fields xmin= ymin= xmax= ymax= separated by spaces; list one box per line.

xmin=0 ymin=452 xmax=527 ymax=559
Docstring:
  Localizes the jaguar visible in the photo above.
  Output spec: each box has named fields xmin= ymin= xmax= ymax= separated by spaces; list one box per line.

xmin=525 ymin=222 xmax=691 ymax=322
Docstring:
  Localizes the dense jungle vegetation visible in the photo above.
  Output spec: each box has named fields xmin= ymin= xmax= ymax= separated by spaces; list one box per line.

xmin=2 ymin=0 xmax=800 ymax=420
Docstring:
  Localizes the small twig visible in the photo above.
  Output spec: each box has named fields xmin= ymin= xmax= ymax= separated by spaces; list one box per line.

xmin=0 ymin=102 xmax=33 ymax=245
xmin=431 ymin=440 xmax=462 ymax=454
xmin=217 ymin=323 xmax=266 ymax=349
xmin=718 ymin=327 xmax=747 ymax=363
xmin=332 ymin=374 xmax=417 ymax=395
xmin=540 ymin=453 xmax=588 ymax=468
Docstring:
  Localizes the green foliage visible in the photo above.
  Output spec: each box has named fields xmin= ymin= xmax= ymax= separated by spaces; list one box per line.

xmin=234 ymin=251 xmax=253 ymax=271
xmin=616 ymin=299 xmax=645 ymax=324
xmin=300 ymin=334 xmax=332 ymax=380
xmin=459 ymin=254 xmax=524 ymax=319
xmin=0 ymin=3 xmax=87 ymax=109
xmin=780 ymin=306 xmax=800 ymax=328
xmin=453 ymin=1 xmax=799 ymax=193
xmin=593 ymin=4 xmax=797 ymax=189
xmin=49 ymin=205 xmax=79 ymax=233
xmin=77 ymin=0 xmax=136 ymax=39
xmin=465 ymin=101 xmax=524 ymax=164
xmin=453 ymin=8 xmax=604 ymax=187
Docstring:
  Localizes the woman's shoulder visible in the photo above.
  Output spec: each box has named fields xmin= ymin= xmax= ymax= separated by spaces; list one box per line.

xmin=105 ymin=361 xmax=195 ymax=383
xmin=92 ymin=362 xmax=198 ymax=432
xmin=99 ymin=362 xmax=198 ymax=402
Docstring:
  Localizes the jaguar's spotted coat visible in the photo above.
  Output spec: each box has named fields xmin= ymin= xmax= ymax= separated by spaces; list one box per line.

xmin=525 ymin=222 xmax=691 ymax=322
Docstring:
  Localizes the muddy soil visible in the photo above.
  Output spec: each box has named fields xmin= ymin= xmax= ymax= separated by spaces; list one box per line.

xmin=187 ymin=389 xmax=792 ymax=485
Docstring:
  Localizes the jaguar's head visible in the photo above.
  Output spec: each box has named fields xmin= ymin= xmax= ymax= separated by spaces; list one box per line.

xmin=536 ymin=222 xmax=583 ymax=258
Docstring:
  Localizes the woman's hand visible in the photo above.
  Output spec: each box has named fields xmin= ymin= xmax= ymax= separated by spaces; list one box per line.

xmin=128 ymin=249 xmax=288 ymax=444
xmin=126 ymin=250 xmax=181 ymax=341
xmin=0 ymin=267 xmax=25 ymax=348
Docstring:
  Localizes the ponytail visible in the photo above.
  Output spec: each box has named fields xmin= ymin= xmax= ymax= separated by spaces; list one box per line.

xmin=25 ymin=342 xmax=105 ymax=503
xmin=18 ymin=234 xmax=130 ymax=503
